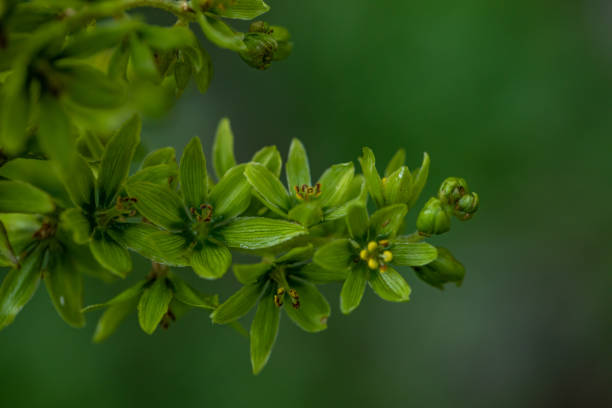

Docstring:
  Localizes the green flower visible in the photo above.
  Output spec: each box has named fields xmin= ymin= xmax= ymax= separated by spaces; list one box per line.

xmin=313 ymin=203 xmax=438 ymax=314
xmin=210 ymin=244 xmax=334 ymax=374
xmin=245 ymin=138 xmax=366 ymax=227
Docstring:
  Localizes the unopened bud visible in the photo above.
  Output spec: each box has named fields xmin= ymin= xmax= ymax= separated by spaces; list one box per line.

xmin=454 ymin=192 xmax=479 ymax=220
xmin=416 ymin=197 xmax=451 ymax=235
xmin=413 ymin=247 xmax=465 ymax=289
xmin=240 ymin=33 xmax=278 ymax=70
xmin=438 ymin=177 xmax=469 ymax=205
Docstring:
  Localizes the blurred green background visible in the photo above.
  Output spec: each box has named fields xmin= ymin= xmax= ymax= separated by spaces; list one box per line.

xmin=2 ymin=1 xmax=611 ymax=406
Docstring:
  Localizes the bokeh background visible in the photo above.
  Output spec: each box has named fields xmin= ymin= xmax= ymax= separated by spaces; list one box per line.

xmin=2 ymin=1 xmax=611 ymax=407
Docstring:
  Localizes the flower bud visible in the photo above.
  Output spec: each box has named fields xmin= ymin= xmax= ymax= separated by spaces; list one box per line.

xmin=413 ymin=247 xmax=465 ymax=289
xmin=454 ymin=192 xmax=479 ymax=220
xmin=239 ymin=33 xmax=278 ymax=70
xmin=438 ymin=177 xmax=469 ymax=205
xmin=416 ymin=197 xmax=451 ymax=235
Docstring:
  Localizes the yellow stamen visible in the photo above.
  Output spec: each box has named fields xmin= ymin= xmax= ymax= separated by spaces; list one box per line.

xmin=382 ymin=250 xmax=393 ymax=263
xmin=367 ymin=241 xmax=377 ymax=252
xmin=379 ymin=239 xmax=390 ymax=247
xmin=367 ymin=258 xmax=379 ymax=270
xmin=379 ymin=264 xmax=388 ymax=273
xmin=359 ymin=249 xmax=368 ymax=260
xmin=277 ymin=287 xmax=285 ymax=296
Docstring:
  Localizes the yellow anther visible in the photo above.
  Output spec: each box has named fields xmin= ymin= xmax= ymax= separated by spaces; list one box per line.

xmin=277 ymin=287 xmax=285 ymax=296
xmin=359 ymin=249 xmax=369 ymax=260
xmin=382 ymin=250 xmax=393 ymax=263
xmin=379 ymin=264 xmax=388 ymax=273
xmin=367 ymin=258 xmax=379 ymax=270
xmin=379 ymin=239 xmax=390 ymax=247
xmin=367 ymin=241 xmax=378 ymax=252
xmin=288 ymin=288 xmax=299 ymax=299
xmin=381 ymin=177 xmax=387 ymax=185
xmin=274 ymin=294 xmax=283 ymax=307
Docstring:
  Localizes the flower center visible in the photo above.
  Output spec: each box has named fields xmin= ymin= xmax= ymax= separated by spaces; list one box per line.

xmin=190 ymin=203 xmax=213 ymax=223
xmin=359 ymin=240 xmax=393 ymax=273
xmin=274 ymin=287 xmax=300 ymax=309
xmin=294 ymin=183 xmax=322 ymax=201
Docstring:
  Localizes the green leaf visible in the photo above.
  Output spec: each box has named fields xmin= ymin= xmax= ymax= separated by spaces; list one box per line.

xmin=245 ymin=162 xmax=290 ymax=216
xmin=180 ymin=137 xmax=208 ymax=210
xmin=252 ymin=146 xmax=282 ymax=177
xmin=233 ymin=262 xmax=271 ymax=285
xmin=93 ymin=298 xmax=137 ymax=343
xmin=384 ymin=148 xmax=406 ymax=177
xmin=0 ymin=220 xmax=17 ymax=267
xmin=208 ymin=164 xmax=251 ymax=220
xmin=37 ymin=95 xmax=75 ymax=167
xmin=0 ymin=77 xmax=29 ymax=155
xmin=214 ymin=0 xmax=270 ymax=20
xmin=212 ymin=117 xmax=237 ymax=179
xmin=0 ymin=180 xmax=55 ymax=214
xmin=340 ymin=264 xmax=368 ymax=314
xmin=89 ymin=229 xmax=132 ymax=278
xmin=287 ymin=202 xmax=323 ymax=227
xmin=369 ymin=204 xmax=408 ymax=239
xmin=346 ymin=203 xmax=369 ymax=240
xmin=324 ymin=175 xmax=368 ymax=221
xmin=413 ymin=247 xmax=465 ymax=289
xmin=197 ymin=14 xmax=247 ymax=52
xmin=174 ymin=58 xmax=192 ymax=93
xmin=108 ymin=39 xmax=130 ymax=80
xmin=313 ymin=239 xmax=353 ymax=272
xmin=294 ymin=262 xmax=347 ymax=283
xmin=60 ymin=62 xmax=126 ymax=108
xmin=187 ymin=45 xmax=213 ymax=94
xmin=368 ymin=267 xmax=411 ymax=302
xmin=142 ymin=147 xmax=176 ymax=168
xmin=126 ymin=182 xmax=188 ymax=231
xmin=210 ymin=281 xmax=266 ymax=324
xmin=83 ymin=280 xmax=146 ymax=312
xmin=169 ymin=275 xmax=218 ymax=309
xmin=130 ymin=34 xmax=158 ymax=81
xmin=286 ymin=138 xmax=311 ymax=193
xmin=359 ymin=147 xmax=384 ymax=208
xmin=384 ymin=166 xmax=413 ymax=205
xmin=0 ymin=214 xmax=40 ymax=255
xmin=217 ymin=217 xmax=307 ymax=250
xmin=317 ymin=162 xmax=354 ymax=208
xmin=407 ymin=152 xmax=430 ymax=208
xmin=190 ymin=243 xmax=232 ymax=280
xmin=276 ymin=244 xmax=314 ymax=264
xmin=250 ymin=286 xmax=280 ymax=375
xmin=97 ymin=115 xmax=141 ymax=208
xmin=392 ymin=239 xmax=438 ymax=267
xmin=44 ymin=251 xmax=85 ymax=328
xmin=285 ymin=276 xmax=330 ymax=333
xmin=138 ymin=277 xmax=173 ymax=335
xmin=58 ymin=155 xmax=96 ymax=211
xmin=0 ymin=245 xmax=43 ymax=330
xmin=127 ymin=164 xmax=177 ymax=185
xmin=60 ymin=208 xmax=91 ymax=245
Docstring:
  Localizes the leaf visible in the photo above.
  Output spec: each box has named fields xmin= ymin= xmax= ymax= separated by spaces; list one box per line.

xmin=142 ymin=147 xmax=176 ymax=168
xmin=129 ymin=34 xmax=158 ymax=81
xmin=324 ymin=175 xmax=368 ymax=221
xmin=93 ymin=298 xmax=137 ymax=343
xmin=285 ymin=276 xmax=330 ymax=333
xmin=392 ymin=239 xmax=438 ymax=267
xmin=287 ymin=202 xmax=323 ymax=227
xmin=384 ymin=148 xmax=406 ymax=177
xmin=169 ymin=275 xmax=218 ymax=309
xmin=214 ymin=0 xmax=270 ymax=20
xmin=190 ymin=243 xmax=232 ymax=280
xmin=0 ymin=220 xmax=17 ymax=267
xmin=174 ymin=58 xmax=192 ymax=93
xmin=212 ymin=117 xmax=237 ymax=179
xmin=138 ymin=277 xmax=173 ymax=335
xmin=369 ymin=204 xmax=408 ymax=239
xmin=294 ymin=262 xmax=347 ymax=283
xmin=210 ymin=281 xmax=266 ymax=324
xmin=245 ymin=162 xmax=290 ymax=216
xmin=0 ymin=214 xmax=41 ymax=255
xmin=89 ymin=229 xmax=132 ymax=278
xmin=208 ymin=164 xmax=251 ymax=220
xmin=286 ymin=138 xmax=311 ymax=194
xmin=0 ymin=245 xmax=43 ymax=330
xmin=313 ymin=239 xmax=353 ymax=272
xmin=60 ymin=62 xmax=126 ymax=108
xmin=127 ymin=164 xmax=177 ymax=185
xmin=187 ymin=45 xmax=213 ymax=94
xmin=108 ymin=39 xmax=130 ymax=80
xmin=58 ymin=155 xmax=96 ymax=211
xmin=37 ymin=95 xmax=76 ymax=167
xmin=60 ymin=208 xmax=91 ymax=245
xmin=345 ymin=203 xmax=369 ymax=240
xmin=276 ymin=244 xmax=314 ymax=264
xmin=217 ymin=217 xmax=307 ymax=250
xmin=83 ymin=280 xmax=146 ymax=312
xmin=359 ymin=147 xmax=384 ymax=208
xmin=126 ymin=182 xmax=188 ymax=231
xmin=97 ymin=115 xmax=141 ymax=208
xmin=368 ymin=267 xmax=411 ymax=302
xmin=340 ymin=264 xmax=368 ymax=315
xmin=317 ymin=162 xmax=354 ymax=208
xmin=413 ymin=247 xmax=465 ymax=289
xmin=250 ymin=286 xmax=280 ymax=375
xmin=44 ymin=251 xmax=85 ymax=328
xmin=384 ymin=166 xmax=412 ymax=205
xmin=252 ymin=146 xmax=282 ymax=177
xmin=233 ymin=262 xmax=271 ymax=285
xmin=0 ymin=180 xmax=55 ymax=214
xmin=196 ymin=14 xmax=247 ymax=52
xmin=407 ymin=152 xmax=430 ymax=209
xmin=180 ymin=137 xmax=208 ymax=210
xmin=0 ymin=76 xmax=29 ymax=155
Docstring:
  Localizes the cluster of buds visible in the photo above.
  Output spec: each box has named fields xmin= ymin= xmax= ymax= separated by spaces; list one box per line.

xmin=417 ymin=177 xmax=479 ymax=235
xmin=190 ymin=203 xmax=213 ymax=223
xmin=274 ymin=287 xmax=300 ymax=309
xmin=359 ymin=240 xmax=393 ymax=273
xmin=239 ymin=21 xmax=292 ymax=70
xmin=294 ymin=183 xmax=322 ymax=201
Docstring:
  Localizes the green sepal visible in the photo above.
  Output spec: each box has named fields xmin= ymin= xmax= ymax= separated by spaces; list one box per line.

xmin=285 ymin=276 xmax=330 ymax=333
xmin=180 ymin=137 xmax=208 ymax=210
xmin=127 ymin=164 xmax=177 ymax=185
xmin=196 ymin=14 xmax=247 ymax=52
xmin=217 ymin=217 xmax=307 ymax=250
xmin=89 ymin=229 xmax=132 ymax=278
xmin=82 ymin=280 xmax=146 ymax=313
xmin=340 ymin=264 xmax=368 ymax=315
xmin=252 ymin=145 xmax=282 ymax=177
xmin=0 ymin=221 xmax=17 ymax=267
xmin=313 ymin=239 xmax=353 ymax=272
xmin=190 ymin=243 xmax=232 ymax=280
xmin=62 ymin=20 xmax=142 ymax=58
xmin=138 ymin=277 xmax=173 ymax=335
xmin=212 ymin=117 xmax=236 ymax=179
xmin=245 ymin=162 xmax=290 ymax=216
xmin=317 ymin=162 xmax=354 ymax=208
xmin=0 ymin=180 xmax=55 ymax=214
xmin=416 ymin=197 xmax=451 ymax=236
xmin=288 ymin=202 xmax=323 ymax=227
xmin=210 ymin=280 xmax=267 ymax=324
xmin=188 ymin=44 xmax=214 ymax=94
xmin=275 ymin=244 xmax=314 ymax=264
xmin=142 ymin=147 xmax=176 ymax=168
xmin=368 ymin=267 xmax=411 ymax=302
xmin=129 ymin=34 xmax=158 ymax=82
xmin=369 ymin=203 xmax=408 ymax=239
xmin=293 ymin=262 xmax=347 ymax=283
xmin=413 ymin=247 xmax=465 ymax=289
xmin=60 ymin=208 xmax=91 ymax=245
xmin=126 ymin=182 xmax=188 ymax=231
xmin=391 ymin=238 xmax=438 ymax=267
xmin=0 ymin=75 xmax=29 ymax=155
xmin=384 ymin=166 xmax=412 ymax=205
xmin=92 ymin=297 xmax=137 ymax=343
xmin=97 ymin=115 xmax=141 ymax=208
xmin=233 ymin=262 xmax=272 ymax=285
xmin=384 ymin=148 xmax=406 ymax=177
xmin=44 ymin=250 xmax=85 ymax=328
xmin=108 ymin=38 xmax=130 ymax=80
xmin=250 ymin=285 xmax=280 ymax=375
xmin=59 ymin=62 xmax=126 ymax=108
xmin=324 ymin=175 xmax=367 ymax=221
xmin=169 ymin=274 xmax=218 ymax=309
xmin=58 ymin=155 xmax=96 ymax=211
xmin=140 ymin=25 xmax=195 ymax=50
xmin=407 ymin=152 xmax=430 ymax=209
xmin=286 ymin=138 xmax=311 ymax=197
xmin=358 ymin=147 xmax=384 ymax=208
xmin=37 ymin=95 xmax=76 ymax=169
xmin=345 ymin=203 xmax=369 ymax=240
xmin=213 ymin=0 xmax=270 ymax=20
xmin=208 ymin=164 xmax=251 ymax=220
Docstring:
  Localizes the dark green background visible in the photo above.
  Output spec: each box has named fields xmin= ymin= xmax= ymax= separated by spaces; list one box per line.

xmin=2 ymin=1 xmax=611 ymax=407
